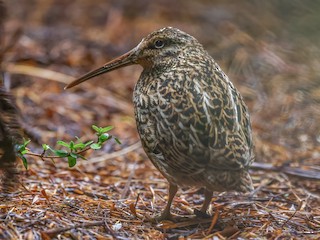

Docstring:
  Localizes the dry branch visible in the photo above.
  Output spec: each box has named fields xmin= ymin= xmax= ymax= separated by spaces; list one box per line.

xmin=251 ymin=162 xmax=320 ymax=180
xmin=40 ymin=221 xmax=109 ymax=238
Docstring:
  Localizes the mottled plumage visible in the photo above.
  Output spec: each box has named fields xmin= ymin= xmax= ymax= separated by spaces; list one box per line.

xmin=66 ymin=27 xmax=254 ymax=221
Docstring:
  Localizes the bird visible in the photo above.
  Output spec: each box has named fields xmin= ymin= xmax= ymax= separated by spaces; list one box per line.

xmin=65 ymin=27 xmax=254 ymax=221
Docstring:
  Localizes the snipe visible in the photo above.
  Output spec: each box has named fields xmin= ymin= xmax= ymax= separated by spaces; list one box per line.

xmin=65 ymin=27 xmax=254 ymax=221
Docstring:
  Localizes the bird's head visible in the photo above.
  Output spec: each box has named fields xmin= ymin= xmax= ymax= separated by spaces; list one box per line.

xmin=65 ymin=27 xmax=201 ymax=89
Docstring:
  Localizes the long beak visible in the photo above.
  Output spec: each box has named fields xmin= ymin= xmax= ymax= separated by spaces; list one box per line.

xmin=64 ymin=47 xmax=138 ymax=89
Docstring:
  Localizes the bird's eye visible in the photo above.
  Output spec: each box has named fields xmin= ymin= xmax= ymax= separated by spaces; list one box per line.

xmin=154 ymin=39 xmax=165 ymax=49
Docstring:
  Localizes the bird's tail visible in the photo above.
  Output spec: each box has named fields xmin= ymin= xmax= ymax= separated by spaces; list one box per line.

xmin=206 ymin=169 xmax=253 ymax=193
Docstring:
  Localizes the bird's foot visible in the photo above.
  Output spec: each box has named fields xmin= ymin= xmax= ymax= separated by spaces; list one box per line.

xmin=193 ymin=209 xmax=211 ymax=218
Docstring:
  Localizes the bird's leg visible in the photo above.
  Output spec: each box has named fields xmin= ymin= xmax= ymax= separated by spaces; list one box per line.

xmin=152 ymin=183 xmax=178 ymax=222
xmin=194 ymin=188 xmax=213 ymax=218
xmin=200 ymin=188 xmax=213 ymax=213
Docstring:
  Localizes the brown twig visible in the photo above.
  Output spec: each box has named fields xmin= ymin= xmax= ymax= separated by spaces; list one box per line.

xmin=103 ymin=211 xmax=118 ymax=239
xmin=40 ymin=221 xmax=106 ymax=238
xmin=206 ymin=209 xmax=219 ymax=235
xmin=251 ymin=162 xmax=320 ymax=180
xmin=78 ymin=141 xmax=141 ymax=165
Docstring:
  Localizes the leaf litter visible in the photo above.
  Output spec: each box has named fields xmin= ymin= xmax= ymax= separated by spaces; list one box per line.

xmin=0 ymin=0 xmax=319 ymax=239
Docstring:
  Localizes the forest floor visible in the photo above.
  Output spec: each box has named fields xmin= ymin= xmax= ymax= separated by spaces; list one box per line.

xmin=0 ymin=0 xmax=319 ymax=239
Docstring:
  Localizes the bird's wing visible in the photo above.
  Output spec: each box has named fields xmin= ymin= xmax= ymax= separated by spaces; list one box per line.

xmin=150 ymin=64 xmax=253 ymax=173
xmin=197 ymin=71 xmax=253 ymax=170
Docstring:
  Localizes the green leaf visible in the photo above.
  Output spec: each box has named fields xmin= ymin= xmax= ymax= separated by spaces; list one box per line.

xmin=53 ymin=149 xmax=69 ymax=157
xmin=57 ymin=140 xmax=70 ymax=148
xmin=70 ymin=152 xmax=86 ymax=160
xmin=42 ymin=144 xmax=50 ymax=151
xmin=90 ymin=143 xmax=101 ymax=150
xmin=23 ymin=139 xmax=31 ymax=147
xmin=68 ymin=156 xmax=77 ymax=167
xmin=73 ymin=143 xmax=85 ymax=150
xmin=16 ymin=139 xmax=31 ymax=154
xmin=114 ymin=137 xmax=121 ymax=144
xmin=92 ymin=125 xmax=100 ymax=132
xmin=18 ymin=153 xmax=28 ymax=169
xmin=101 ymin=126 xmax=113 ymax=133
xmin=70 ymin=152 xmax=78 ymax=158
xmin=69 ymin=141 xmax=74 ymax=150
xmin=20 ymin=149 xmax=28 ymax=155
xmin=84 ymin=140 xmax=94 ymax=147
xmin=15 ymin=144 xmax=23 ymax=152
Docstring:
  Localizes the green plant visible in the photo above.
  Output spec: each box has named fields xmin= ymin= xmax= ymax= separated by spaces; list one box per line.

xmin=16 ymin=125 xmax=121 ymax=169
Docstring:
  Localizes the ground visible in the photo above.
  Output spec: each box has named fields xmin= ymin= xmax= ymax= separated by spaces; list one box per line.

xmin=0 ymin=0 xmax=319 ymax=239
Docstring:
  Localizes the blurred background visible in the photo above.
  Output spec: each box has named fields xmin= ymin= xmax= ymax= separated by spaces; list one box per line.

xmin=4 ymin=0 xmax=320 ymax=165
